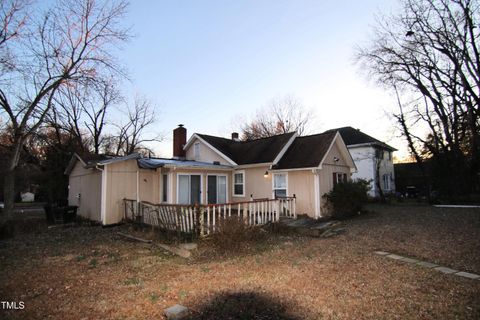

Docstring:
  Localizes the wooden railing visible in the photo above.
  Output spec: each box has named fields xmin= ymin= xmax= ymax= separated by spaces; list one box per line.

xmin=123 ymin=197 xmax=296 ymax=237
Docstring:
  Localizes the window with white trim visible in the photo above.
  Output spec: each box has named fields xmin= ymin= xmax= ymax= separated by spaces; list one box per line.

xmin=382 ymin=173 xmax=391 ymax=191
xmin=333 ymin=172 xmax=347 ymax=187
xmin=273 ymin=173 xmax=287 ymax=198
xmin=233 ymin=171 xmax=244 ymax=196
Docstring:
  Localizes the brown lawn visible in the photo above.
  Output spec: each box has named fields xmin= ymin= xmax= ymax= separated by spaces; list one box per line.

xmin=0 ymin=203 xmax=479 ymax=319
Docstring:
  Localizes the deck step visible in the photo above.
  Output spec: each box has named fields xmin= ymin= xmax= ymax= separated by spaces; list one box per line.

xmin=278 ymin=217 xmax=344 ymax=238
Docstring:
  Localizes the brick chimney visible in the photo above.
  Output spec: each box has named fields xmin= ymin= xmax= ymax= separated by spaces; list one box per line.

xmin=231 ymin=132 xmax=240 ymax=141
xmin=173 ymin=124 xmax=187 ymax=159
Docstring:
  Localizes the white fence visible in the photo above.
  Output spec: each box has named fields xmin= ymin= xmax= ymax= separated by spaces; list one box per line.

xmin=123 ymin=197 xmax=296 ymax=237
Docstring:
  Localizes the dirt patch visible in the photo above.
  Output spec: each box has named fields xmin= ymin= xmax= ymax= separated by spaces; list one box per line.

xmin=0 ymin=204 xmax=479 ymax=319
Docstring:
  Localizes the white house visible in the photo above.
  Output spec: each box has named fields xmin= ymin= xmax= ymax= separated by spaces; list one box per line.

xmin=325 ymin=127 xmax=396 ymax=198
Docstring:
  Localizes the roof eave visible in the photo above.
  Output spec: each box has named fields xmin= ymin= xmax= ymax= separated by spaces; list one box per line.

xmin=272 ymin=132 xmax=298 ymax=165
xmin=64 ymin=153 xmax=88 ymax=175
xmin=347 ymin=142 xmax=397 ymax=151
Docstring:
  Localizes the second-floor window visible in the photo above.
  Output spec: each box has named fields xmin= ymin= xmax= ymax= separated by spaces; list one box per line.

xmin=194 ymin=142 xmax=200 ymax=159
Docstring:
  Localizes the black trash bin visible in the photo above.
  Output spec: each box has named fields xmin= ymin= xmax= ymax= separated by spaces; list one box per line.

xmin=44 ymin=204 xmax=55 ymax=225
xmin=44 ymin=204 xmax=78 ymax=224
xmin=63 ymin=206 xmax=78 ymax=223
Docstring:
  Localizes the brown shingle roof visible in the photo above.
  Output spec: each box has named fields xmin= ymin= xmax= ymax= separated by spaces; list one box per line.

xmin=197 ymin=132 xmax=295 ymax=165
xmin=324 ymin=126 xmax=396 ymax=151
xmin=274 ymin=132 xmax=336 ymax=169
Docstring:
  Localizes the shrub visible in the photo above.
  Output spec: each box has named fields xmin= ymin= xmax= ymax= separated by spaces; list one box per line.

xmin=210 ymin=216 xmax=266 ymax=253
xmin=323 ymin=179 xmax=370 ymax=219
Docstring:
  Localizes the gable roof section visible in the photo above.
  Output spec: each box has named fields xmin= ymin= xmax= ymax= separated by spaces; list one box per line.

xmin=274 ymin=132 xmax=337 ymax=169
xmin=324 ymin=126 xmax=397 ymax=151
xmin=138 ymin=158 xmax=232 ymax=170
xmin=196 ymin=132 xmax=296 ymax=165
xmin=64 ymin=153 xmax=112 ymax=175
xmin=64 ymin=153 xmax=140 ymax=175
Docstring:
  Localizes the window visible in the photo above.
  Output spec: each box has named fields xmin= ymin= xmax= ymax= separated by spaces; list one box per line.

xmin=333 ymin=172 xmax=347 ymax=187
xmin=233 ymin=171 xmax=244 ymax=196
xmin=375 ymin=149 xmax=384 ymax=159
xmin=273 ymin=173 xmax=287 ymax=198
xmin=162 ymin=174 xmax=168 ymax=202
xmin=387 ymin=151 xmax=392 ymax=161
xmin=194 ymin=142 xmax=200 ymax=160
xmin=382 ymin=174 xmax=391 ymax=191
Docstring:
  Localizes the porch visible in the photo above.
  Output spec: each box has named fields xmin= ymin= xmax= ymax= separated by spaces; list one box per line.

xmin=123 ymin=197 xmax=296 ymax=237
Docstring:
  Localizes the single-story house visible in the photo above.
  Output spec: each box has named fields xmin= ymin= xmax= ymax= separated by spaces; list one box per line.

xmin=66 ymin=125 xmax=356 ymax=225
xmin=325 ymin=127 xmax=396 ymax=197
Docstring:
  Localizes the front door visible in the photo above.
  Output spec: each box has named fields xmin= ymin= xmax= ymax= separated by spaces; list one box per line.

xmin=178 ymin=174 xmax=201 ymax=205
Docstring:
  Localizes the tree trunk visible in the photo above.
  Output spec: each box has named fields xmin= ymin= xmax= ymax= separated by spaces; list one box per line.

xmin=1 ymin=168 xmax=16 ymax=238
xmin=375 ymin=159 xmax=385 ymax=202
xmin=2 ymin=169 xmax=15 ymax=221
xmin=1 ymin=140 xmax=23 ymax=238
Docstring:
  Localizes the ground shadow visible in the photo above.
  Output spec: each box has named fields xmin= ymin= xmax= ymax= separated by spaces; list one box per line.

xmin=185 ymin=290 xmax=301 ymax=320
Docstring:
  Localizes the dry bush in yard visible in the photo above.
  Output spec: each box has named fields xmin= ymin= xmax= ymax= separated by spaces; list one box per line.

xmin=211 ymin=216 xmax=266 ymax=253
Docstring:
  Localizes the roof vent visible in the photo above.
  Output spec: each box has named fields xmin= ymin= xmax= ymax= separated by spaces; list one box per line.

xmin=213 ymin=161 xmax=220 ymax=165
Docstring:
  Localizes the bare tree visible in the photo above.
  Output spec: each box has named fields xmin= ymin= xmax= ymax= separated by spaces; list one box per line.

xmin=105 ymin=95 xmax=162 ymax=156
xmin=356 ymin=0 xmax=480 ymax=194
xmin=0 ymin=0 xmax=29 ymax=70
xmin=241 ymin=95 xmax=313 ymax=140
xmin=49 ymin=77 xmax=121 ymax=154
xmin=0 ymin=0 xmax=129 ymax=234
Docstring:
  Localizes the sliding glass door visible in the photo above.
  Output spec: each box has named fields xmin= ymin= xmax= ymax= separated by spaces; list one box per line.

xmin=177 ymin=174 xmax=201 ymax=205
xmin=207 ymin=175 xmax=227 ymax=204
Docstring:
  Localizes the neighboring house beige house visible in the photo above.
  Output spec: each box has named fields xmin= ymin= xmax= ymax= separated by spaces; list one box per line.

xmin=66 ymin=125 xmax=356 ymax=225
xmin=325 ymin=127 xmax=396 ymax=197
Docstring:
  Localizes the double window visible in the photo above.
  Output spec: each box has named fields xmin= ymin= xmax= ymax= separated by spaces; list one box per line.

xmin=273 ymin=173 xmax=287 ymax=198
xmin=233 ymin=171 xmax=245 ymax=197
xmin=333 ymin=172 xmax=348 ymax=187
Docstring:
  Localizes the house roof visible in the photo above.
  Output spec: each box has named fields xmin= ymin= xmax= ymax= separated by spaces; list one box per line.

xmin=64 ymin=153 xmax=140 ymax=175
xmin=137 ymin=158 xmax=232 ymax=170
xmin=274 ymin=132 xmax=337 ymax=169
xmin=196 ymin=132 xmax=296 ymax=165
xmin=324 ymin=126 xmax=397 ymax=151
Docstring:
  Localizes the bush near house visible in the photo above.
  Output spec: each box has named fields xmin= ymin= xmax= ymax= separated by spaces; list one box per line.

xmin=323 ymin=179 xmax=370 ymax=219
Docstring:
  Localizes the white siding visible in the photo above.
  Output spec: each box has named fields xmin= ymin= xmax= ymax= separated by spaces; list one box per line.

xmin=348 ymin=146 xmax=395 ymax=197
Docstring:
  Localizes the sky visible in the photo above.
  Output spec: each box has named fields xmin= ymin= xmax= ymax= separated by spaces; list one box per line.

xmin=118 ymin=0 xmax=406 ymax=159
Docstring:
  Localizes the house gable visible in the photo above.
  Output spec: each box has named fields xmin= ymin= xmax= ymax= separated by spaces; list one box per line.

xmin=319 ymin=133 xmax=357 ymax=172
xmin=185 ymin=132 xmax=296 ymax=166
xmin=184 ymin=136 xmax=233 ymax=165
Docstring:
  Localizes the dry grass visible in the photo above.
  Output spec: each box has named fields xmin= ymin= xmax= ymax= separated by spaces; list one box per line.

xmin=0 ymin=204 xmax=479 ymax=319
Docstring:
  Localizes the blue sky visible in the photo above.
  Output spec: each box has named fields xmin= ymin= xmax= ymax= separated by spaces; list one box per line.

xmin=119 ymin=0 xmax=404 ymax=158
